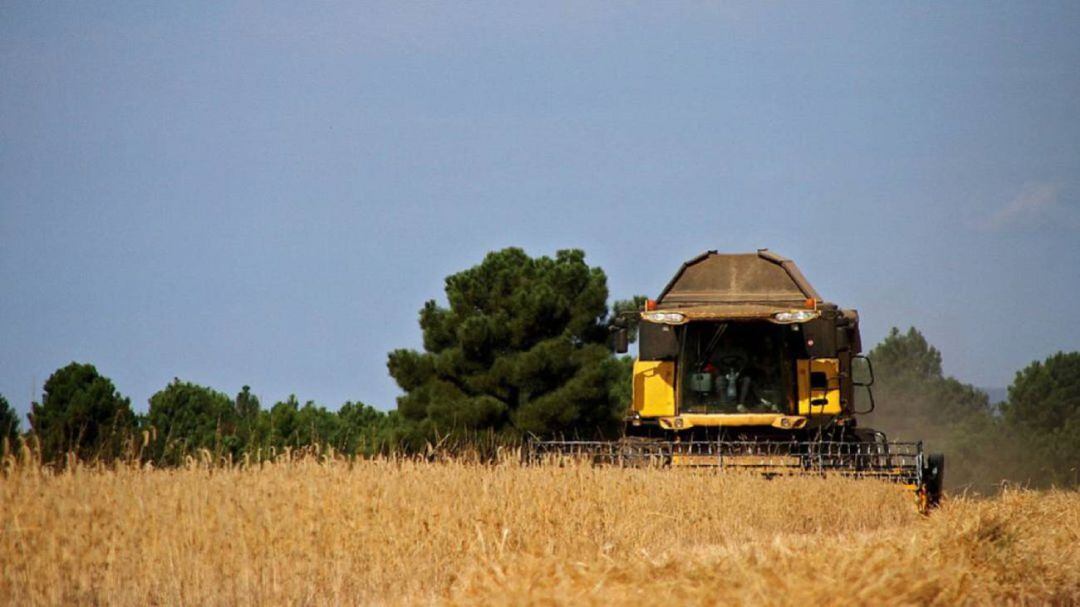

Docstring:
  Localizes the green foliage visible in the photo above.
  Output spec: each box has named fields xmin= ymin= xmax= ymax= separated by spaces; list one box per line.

xmin=0 ymin=394 xmax=20 ymax=447
xmin=869 ymin=327 xmax=943 ymax=379
xmin=336 ymin=401 xmax=396 ymax=455
xmin=235 ymin=385 xmax=260 ymax=420
xmin=388 ymin=248 xmax=628 ymax=438
xmin=867 ymin=327 xmax=995 ymax=432
xmin=1002 ymin=352 xmax=1080 ymax=486
xmin=29 ymin=362 xmax=134 ymax=463
xmin=862 ymin=328 xmax=1080 ymax=490
xmin=610 ymin=355 xmax=635 ymax=414
xmin=269 ymin=396 xmax=340 ymax=449
xmin=147 ymin=379 xmax=236 ymax=464
xmin=260 ymin=395 xmax=301 ymax=449
xmin=233 ymin=385 xmax=260 ymax=448
xmin=240 ymin=395 xmax=398 ymax=456
xmin=862 ymin=328 xmax=1017 ymax=492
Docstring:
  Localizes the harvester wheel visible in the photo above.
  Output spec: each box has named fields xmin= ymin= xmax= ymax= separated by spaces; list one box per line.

xmin=924 ymin=453 xmax=945 ymax=508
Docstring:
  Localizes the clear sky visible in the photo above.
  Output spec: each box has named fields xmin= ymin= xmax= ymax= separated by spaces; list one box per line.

xmin=2 ymin=2 xmax=1078 ymax=420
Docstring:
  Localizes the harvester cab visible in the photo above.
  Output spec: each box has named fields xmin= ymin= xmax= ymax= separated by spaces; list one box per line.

xmin=529 ymin=249 xmax=945 ymax=511
xmin=623 ymin=249 xmax=862 ymax=437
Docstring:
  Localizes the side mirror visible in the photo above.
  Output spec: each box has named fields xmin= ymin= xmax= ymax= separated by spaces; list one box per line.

xmin=852 ymin=355 xmax=874 ymax=387
xmin=613 ymin=327 xmax=629 ymax=354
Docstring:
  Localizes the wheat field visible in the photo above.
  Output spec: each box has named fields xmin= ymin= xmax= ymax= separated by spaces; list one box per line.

xmin=2 ymin=454 xmax=1078 ymax=606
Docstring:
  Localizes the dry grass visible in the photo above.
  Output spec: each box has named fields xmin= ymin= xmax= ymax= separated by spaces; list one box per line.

xmin=2 ymin=455 xmax=1078 ymax=606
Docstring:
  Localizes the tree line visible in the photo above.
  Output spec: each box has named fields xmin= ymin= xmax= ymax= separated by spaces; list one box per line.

xmin=864 ymin=328 xmax=1080 ymax=491
xmin=2 ymin=247 xmax=1078 ymax=490
xmin=1 ymin=367 xmax=401 ymax=466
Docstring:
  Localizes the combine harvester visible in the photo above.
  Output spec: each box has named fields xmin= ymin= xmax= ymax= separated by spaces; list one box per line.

xmin=527 ymin=249 xmax=945 ymax=511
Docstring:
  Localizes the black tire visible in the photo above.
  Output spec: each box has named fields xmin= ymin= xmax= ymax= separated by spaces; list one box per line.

xmin=924 ymin=453 xmax=945 ymax=507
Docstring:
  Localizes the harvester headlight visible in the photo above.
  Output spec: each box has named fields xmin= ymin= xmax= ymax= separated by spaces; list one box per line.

xmin=772 ymin=310 xmax=820 ymax=324
xmin=641 ymin=311 xmax=687 ymax=325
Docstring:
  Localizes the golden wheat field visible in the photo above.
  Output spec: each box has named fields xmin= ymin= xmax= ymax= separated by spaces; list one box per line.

xmin=2 ymin=454 xmax=1079 ymax=606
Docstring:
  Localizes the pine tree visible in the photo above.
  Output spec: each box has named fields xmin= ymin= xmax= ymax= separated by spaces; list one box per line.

xmin=387 ymin=248 xmax=627 ymax=438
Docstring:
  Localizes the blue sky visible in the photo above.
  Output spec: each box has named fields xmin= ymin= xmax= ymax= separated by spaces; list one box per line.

xmin=2 ymin=2 xmax=1078 ymax=420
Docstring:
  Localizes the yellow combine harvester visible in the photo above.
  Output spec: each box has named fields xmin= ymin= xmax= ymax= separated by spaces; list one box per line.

xmin=527 ymin=249 xmax=945 ymax=510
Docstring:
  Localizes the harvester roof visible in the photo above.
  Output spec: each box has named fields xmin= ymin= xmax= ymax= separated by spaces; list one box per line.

xmin=656 ymin=249 xmax=822 ymax=307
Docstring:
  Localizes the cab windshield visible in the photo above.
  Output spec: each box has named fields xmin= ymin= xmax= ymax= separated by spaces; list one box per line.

xmin=678 ymin=321 xmax=790 ymax=414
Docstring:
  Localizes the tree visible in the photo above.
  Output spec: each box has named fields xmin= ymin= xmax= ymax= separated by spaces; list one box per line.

xmin=0 ymin=394 xmax=20 ymax=448
xmin=336 ymin=401 xmax=391 ymax=455
xmin=293 ymin=400 xmax=341 ymax=449
xmin=861 ymin=327 xmax=1013 ymax=491
xmin=29 ymin=362 xmax=134 ymax=463
xmin=387 ymin=248 xmax=629 ymax=438
xmin=234 ymin=385 xmax=261 ymax=450
xmin=1002 ymin=351 xmax=1080 ymax=486
xmin=866 ymin=327 xmax=943 ymax=380
xmin=245 ymin=396 xmax=391 ymax=454
xmin=246 ymin=395 xmax=328 ymax=450
xmin=264 ymin=395 xmax=301 ymax=449
xmin=235 ymin=385 xmax=260 ymax=420
xmin=147 ymin=379 xmax=236 ymax=464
